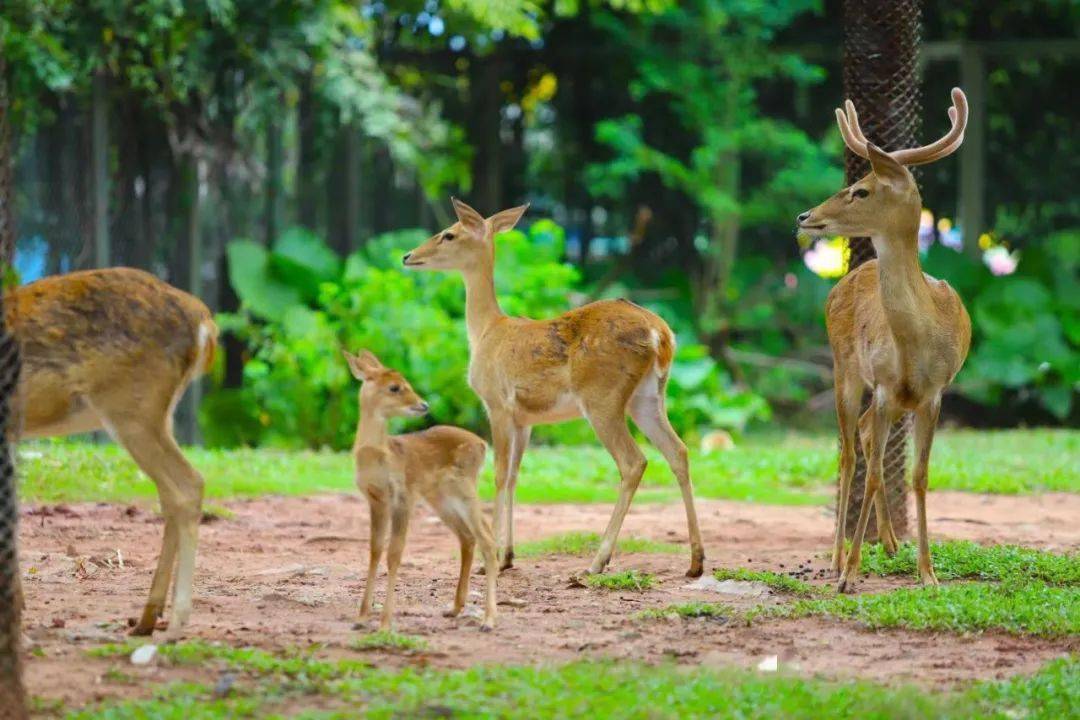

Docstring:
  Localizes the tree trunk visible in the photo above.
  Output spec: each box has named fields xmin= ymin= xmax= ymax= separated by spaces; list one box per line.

xmin=840 ymin=0 xmax=922 ymax=540
xmin=0 ymin=53 xmax=28 ymax=720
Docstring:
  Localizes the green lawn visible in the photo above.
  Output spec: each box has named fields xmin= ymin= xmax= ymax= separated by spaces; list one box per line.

xmin=17 ymin=428 xmax=1077 ymax=506
xmin=62 ymin=643 xmax=1078 ymax=719
xmin=755 ymin=542 xmax=1080 ymax=637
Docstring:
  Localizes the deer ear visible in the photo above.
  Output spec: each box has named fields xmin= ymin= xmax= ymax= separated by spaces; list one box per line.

xmin=343 ymin=349 xmax=382 ymax=380
xmin=451 ymin=197 xmax=485 ymax=235
xmin=488 ymin=204 xmax=529 ymax=235
xmin=866 ymin=143 xmax=908 ymax=188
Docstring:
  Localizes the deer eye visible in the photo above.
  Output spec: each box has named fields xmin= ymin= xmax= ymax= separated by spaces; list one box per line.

xmin=442 ymin=232 xmax=455 ymax=241
xmin=853 ymin=188 xmax=870 ymax=199
xmin=388 ymin=384 xmax=401 ymax=394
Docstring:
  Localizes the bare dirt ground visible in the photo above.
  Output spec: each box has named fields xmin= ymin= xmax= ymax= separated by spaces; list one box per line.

xmin=19 ymin=491 xmax=1080 ymax=710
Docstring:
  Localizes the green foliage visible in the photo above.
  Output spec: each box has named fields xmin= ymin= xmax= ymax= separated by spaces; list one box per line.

xmin=860 ymin=541 xmax=1080 ymax=586
xmin=636 ymin=601 xmax=731 ymax=620
xmin=516 ymin=531 xmax=681 ymax=558
xmin=769 ymin=582 xmax=1080 ymax=638
xmin=587 ymin=0 xmax=840 ymax=340
xmin=584 ymin=570 xmax=656 ymax=591
xmin=350 ymin=632 xmax=429 ymax=653
xmin=713 ymin=568 xmax=820 ymax=596
xmin=208 ymin=223 xmax=768 ymax=449
xmin=923 ymin=234 xmax=1078 ymax=420
xmin=67 ymin=640 xmax=1080 ymax=719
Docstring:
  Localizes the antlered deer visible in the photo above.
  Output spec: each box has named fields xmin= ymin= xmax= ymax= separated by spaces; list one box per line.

xmin=403 ymin=199 xmax=704 ymax=579
xmin=797 ymin=88 xmax=972 ymax=592
xmin=344 ymin=350 xmax=497 ymax=631
xmin=7 ymin=268 xmax=217 ymax=636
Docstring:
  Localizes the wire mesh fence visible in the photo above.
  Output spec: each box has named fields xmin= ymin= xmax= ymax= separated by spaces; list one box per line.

xmin=839 ymin=0 xmax=923 ymax=540
xmin=0 ymin=53 xmax=28 ymax=720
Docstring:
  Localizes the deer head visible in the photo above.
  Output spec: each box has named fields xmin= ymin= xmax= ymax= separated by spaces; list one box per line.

xmin=797 ymin=88 xmax=967 ymax=242
xmin=402 ymin=198 xmax=529 ymax=273
xmin=343 ymin=349 xmax=429 ymax=418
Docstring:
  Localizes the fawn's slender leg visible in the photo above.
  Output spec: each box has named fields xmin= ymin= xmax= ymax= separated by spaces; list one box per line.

xmin=584 ymin=398 xmax=647 ymax=576
xmin=838 ymin=393 xmax=892 ymax=593
xmin=832 ymin=370 xmax=862 ymax=576
xmin=629 ymin=381 xmax=703 ymax=577
xmin=380 ymin=496 xmax=413 ymax=631
xmin=446 ymin=531 xmax=475 ymax=618
xmin=912 ymin=397 xmax=942 ymax=586
xmin=359 ymin=498 xmax=389 ymax=619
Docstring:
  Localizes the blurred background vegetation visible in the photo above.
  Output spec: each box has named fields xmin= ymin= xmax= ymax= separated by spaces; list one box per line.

xmin=2 ymin=0 xmax=1077 ymax=449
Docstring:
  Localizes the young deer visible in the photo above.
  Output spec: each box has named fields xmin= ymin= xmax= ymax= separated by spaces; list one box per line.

xmin=344 ymin=350 xmax=498 ymax=631
xmin=797 ymin=88 xmax=972 ymax=593
xmin=403 ymin=199 xmax=704 ymax=579
xmin=6 ymin=267 xmax=217 ymax=637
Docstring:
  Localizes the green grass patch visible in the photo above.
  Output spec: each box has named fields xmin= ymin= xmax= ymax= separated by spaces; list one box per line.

xmin=18 ymin=428 xmax=1078 ymax=506
xmin=584 ymin=570 xmax=656 ymax=591
xmin=350 ymin=631 xmax=428 ymax=653
xmin=516 ymin=531 xmax=681 ymax=558
xmin=65 ymin=641 xmax=1079 ymax=719
xmin=860 ymin=540 xmax=1080 ymax=585
xmin=765 ymin=582 xmax=1080 ymax=637
xmin=713 ymin=568 xmax=821 ymax=596
xmin=637 ymin=601 xmax=732 ymax=620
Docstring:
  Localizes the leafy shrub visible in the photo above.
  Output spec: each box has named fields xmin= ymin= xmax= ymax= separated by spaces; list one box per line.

xmin=923 ymin=231 xmax=1078 ymax=420
xmin=203 ymin=222 xmax=768 ymax=449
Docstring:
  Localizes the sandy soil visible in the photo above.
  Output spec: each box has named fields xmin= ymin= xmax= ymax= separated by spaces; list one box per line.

xmin=18 ymin=491 xmax=1080 ymax=710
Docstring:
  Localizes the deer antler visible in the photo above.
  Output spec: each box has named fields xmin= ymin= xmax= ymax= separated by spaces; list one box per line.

xmin=835 ymin=88 xmax=968 ymax=167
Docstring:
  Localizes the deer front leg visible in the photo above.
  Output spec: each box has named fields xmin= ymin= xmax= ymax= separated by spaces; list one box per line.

xmin=488 ymin=418 xmax=520 ymax=571
xmin=838 ymin=396 xmax=891 ymax=593
xmin=359 ymin=498 xmax=389 ymax=620
xmin=832 ymin=375 xmax=861 ymax=577
xmin=872 ymin=482 xmax=900 ymax=555
xmin=912 ymin=398 xmax=942 ymax=586
xmin=379 ymin=497 xmax=413 ymax=631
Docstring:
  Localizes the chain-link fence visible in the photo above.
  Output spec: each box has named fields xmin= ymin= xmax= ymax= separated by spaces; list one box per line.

xmin=839 ymin=0 xmax=923 ymax=540
xmin=0 ymin=53 xmax=28 ymax=720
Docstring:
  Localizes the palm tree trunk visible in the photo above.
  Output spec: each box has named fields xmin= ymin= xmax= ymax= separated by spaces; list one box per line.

xmin=840 ymin=0 xmax=923 ymax=540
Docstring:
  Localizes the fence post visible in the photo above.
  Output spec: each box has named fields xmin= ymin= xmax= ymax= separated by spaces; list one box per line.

xmin=840 ymin=0 xmax=922 ymax=540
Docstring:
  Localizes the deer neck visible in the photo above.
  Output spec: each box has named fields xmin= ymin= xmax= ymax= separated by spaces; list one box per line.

xmin=462 ymin=257 xmax=504 ymax=347
xmin=353 ymin=406 xmax=390 ymax=453
xmin=871 ymin=226 xmax=934 ymax=348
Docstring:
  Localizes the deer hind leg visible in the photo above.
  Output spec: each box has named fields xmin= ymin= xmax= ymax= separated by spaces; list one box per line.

xmin=838 ymin=391 xmax=892 ymax=593
xmin=104 ymin=411 xmax=204 ymax=638
xmin=379 ymin=495 xmax=413 ymax=631
xmin=583 ymin=395 xmax=647 ymax=576
xmin=471 ymin=501 xmax=498 ymax=630
xmin=912 ymin=397 xmax=942 ymax=586
xmin=359 ymin=497 xmax=389 ymax=620
xmin=832 ymin=373 xmax=862 ymax=576
xmin=629 ymin=378 xmax=703 ymax=578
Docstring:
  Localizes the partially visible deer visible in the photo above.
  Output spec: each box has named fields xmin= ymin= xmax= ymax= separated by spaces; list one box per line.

xmin=344 ymin=349 xmax=498 ymax=631
xmin=797 ymin=88 xmax=972 ymax=593
xmin=6 ymin=267 xmax=217 ymax=637
xmin=403 ymin=199 xmax=704 ymax=579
